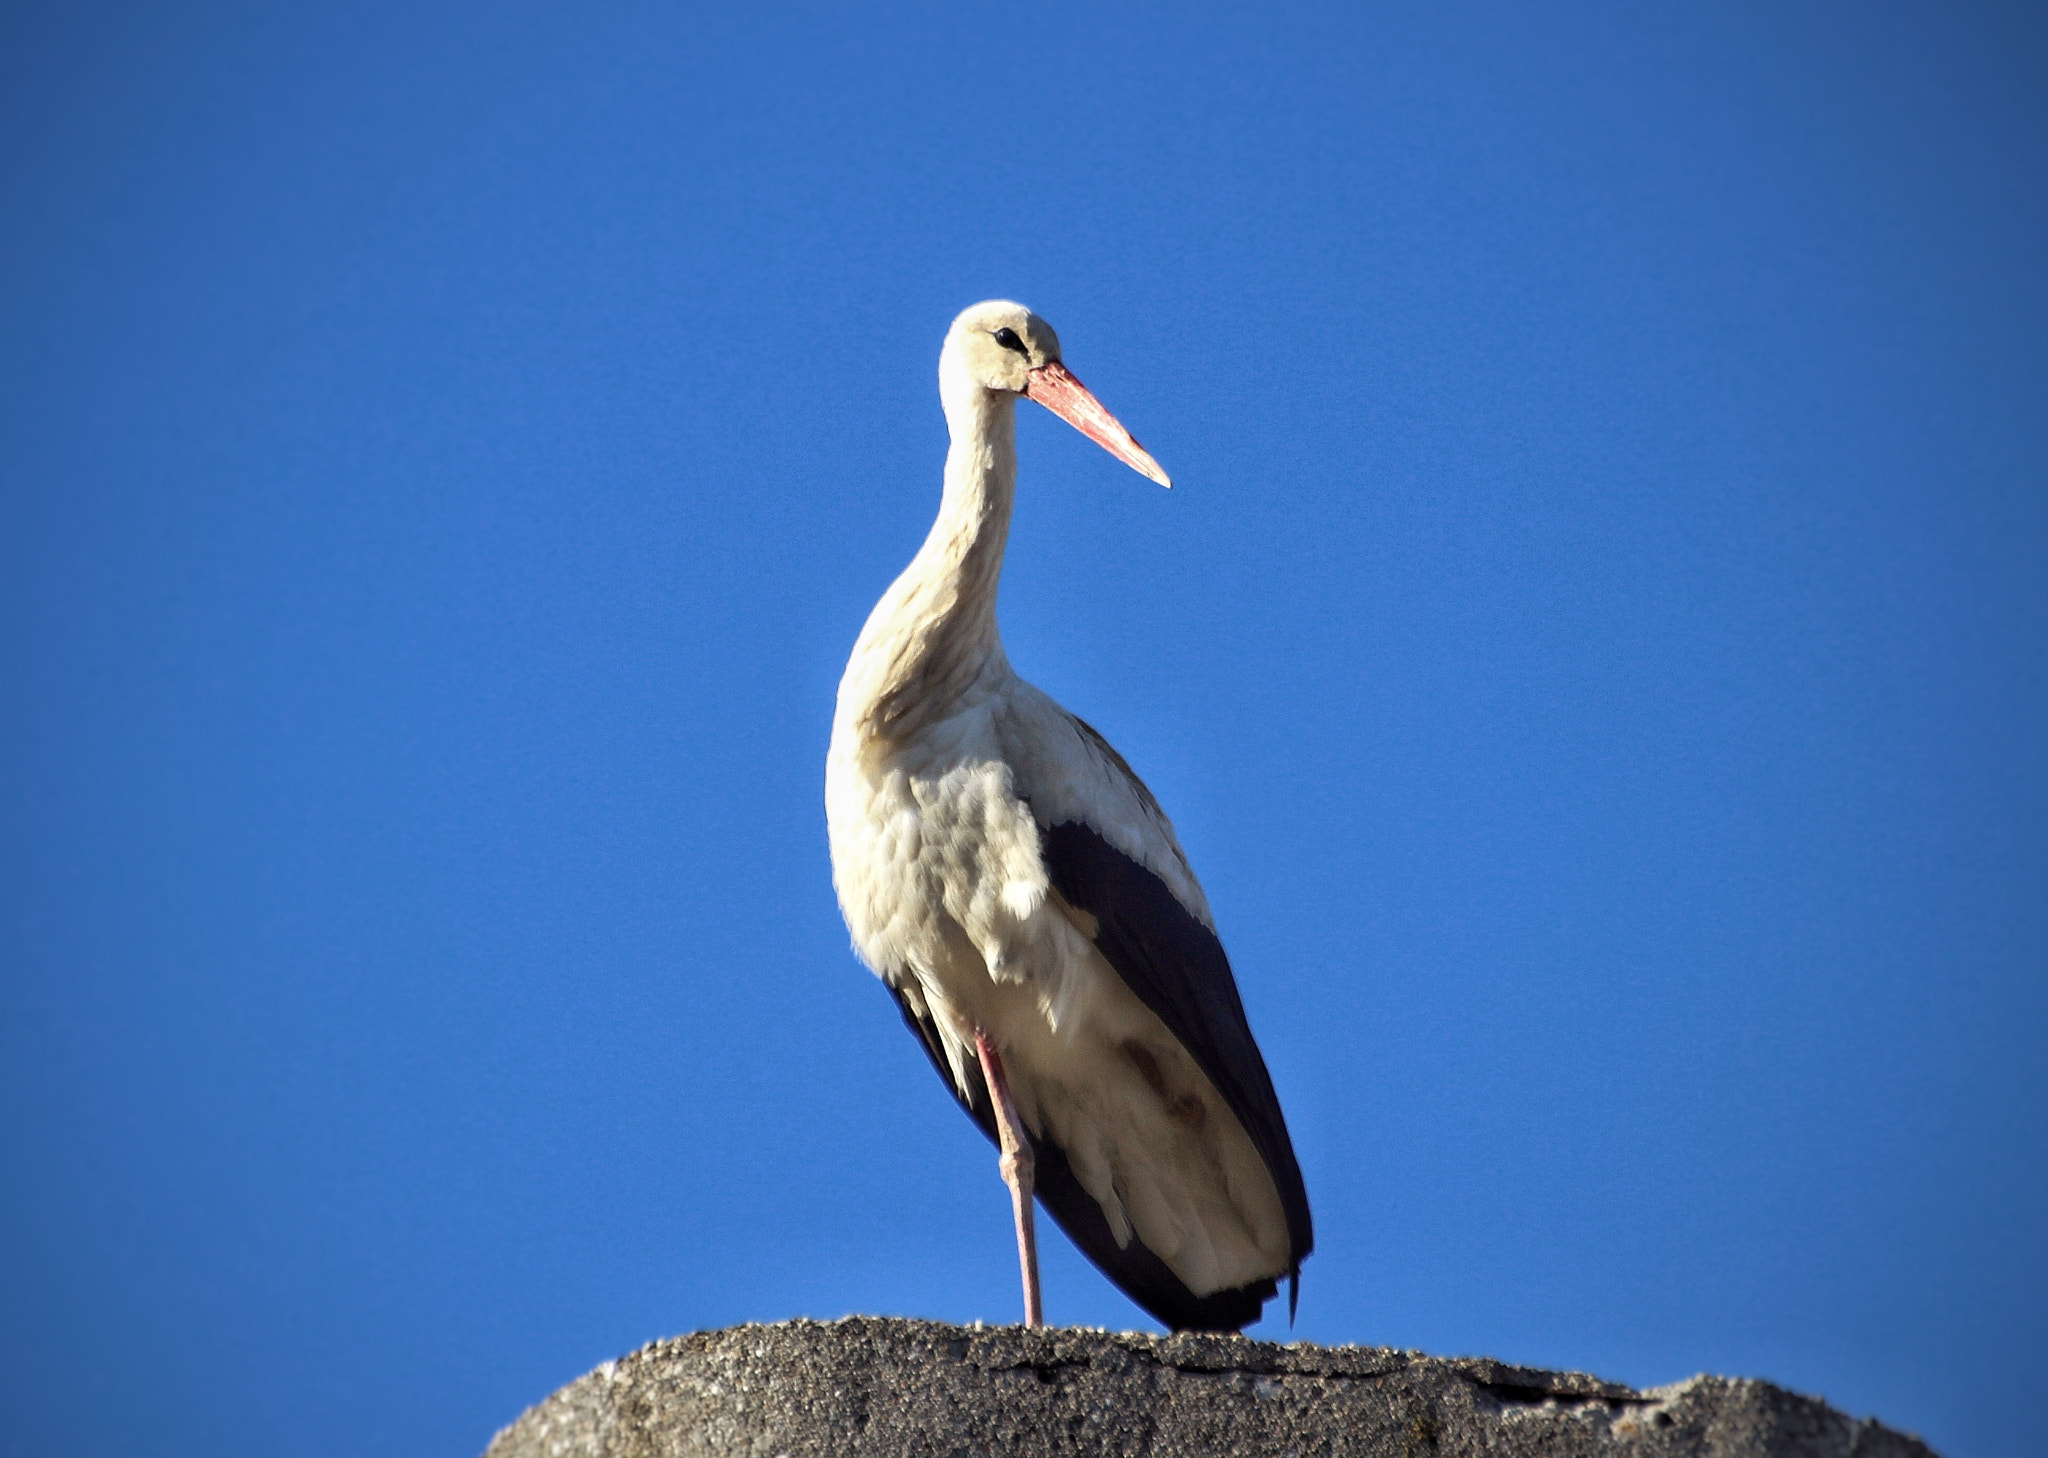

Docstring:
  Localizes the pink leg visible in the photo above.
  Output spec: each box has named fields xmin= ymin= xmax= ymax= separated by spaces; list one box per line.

xmin=973 ymin=1029 xmax=1043 ymax=1328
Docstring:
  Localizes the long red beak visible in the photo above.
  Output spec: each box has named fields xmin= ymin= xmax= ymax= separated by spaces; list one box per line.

xmin=1024 ymin=361 xmax=1172 ymax=488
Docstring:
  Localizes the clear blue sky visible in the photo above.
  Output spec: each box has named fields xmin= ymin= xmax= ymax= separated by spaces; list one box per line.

xmin=2 ymin=4 xmax=2042 ymax=1456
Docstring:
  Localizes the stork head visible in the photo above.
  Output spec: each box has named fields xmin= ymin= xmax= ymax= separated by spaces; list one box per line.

xmin=941 ymin=300 xmax=1172 ymax=487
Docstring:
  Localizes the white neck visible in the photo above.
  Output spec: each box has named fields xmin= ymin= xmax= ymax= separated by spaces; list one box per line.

xmin=839 ymin=380 xmax=1018 ymax=741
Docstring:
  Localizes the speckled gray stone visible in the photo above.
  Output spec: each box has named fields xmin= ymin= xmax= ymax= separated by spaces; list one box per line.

xmin=483 ymin=1317 xmax=1936 ymax=1458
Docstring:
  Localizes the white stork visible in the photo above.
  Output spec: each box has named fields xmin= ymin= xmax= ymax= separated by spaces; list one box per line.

xmin=826 ymin=301 xmax=1311 ymax=1332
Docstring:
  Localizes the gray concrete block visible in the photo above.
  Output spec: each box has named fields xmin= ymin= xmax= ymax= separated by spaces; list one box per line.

xmin=484 ymin=1317 xmax=1936 ymax=1458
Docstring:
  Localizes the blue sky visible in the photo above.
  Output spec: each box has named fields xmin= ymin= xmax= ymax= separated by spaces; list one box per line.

xmin=2 ymin=3 xmax=2042 ymax=1455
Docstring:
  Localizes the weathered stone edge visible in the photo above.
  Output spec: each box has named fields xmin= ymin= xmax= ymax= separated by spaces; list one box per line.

xmin=485 ymin=1315 xmax=1938 ymax=1457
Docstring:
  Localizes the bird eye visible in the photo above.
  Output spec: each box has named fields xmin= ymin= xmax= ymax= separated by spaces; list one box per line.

xmin=993 ymin=328 xmax=1027 ymax=354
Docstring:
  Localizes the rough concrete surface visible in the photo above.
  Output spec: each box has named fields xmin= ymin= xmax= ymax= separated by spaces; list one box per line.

xmin=483 ymin=1317 xmax=1937 ymax=1458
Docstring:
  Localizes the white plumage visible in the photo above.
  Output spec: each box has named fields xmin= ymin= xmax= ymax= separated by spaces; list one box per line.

xmin=826 ymin=301 xmax=1310 ymax=1331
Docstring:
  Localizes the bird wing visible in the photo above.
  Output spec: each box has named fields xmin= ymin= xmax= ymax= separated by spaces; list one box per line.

xmin=994 ymin=687 xmax=1315 ymax=1325
xmin=887 ymin=980 xmax=1284 ymax=1331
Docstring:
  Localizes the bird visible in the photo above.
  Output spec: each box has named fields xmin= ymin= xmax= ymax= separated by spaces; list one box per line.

xmin=825 ymin=300 xmax=1311 ymax=1333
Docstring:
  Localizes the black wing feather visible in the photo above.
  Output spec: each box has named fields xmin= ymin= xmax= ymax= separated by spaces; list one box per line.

xmin=1039 ymin=820 xmax=1314 ymax=1295
xmin=887 ymin=985 xmax=1276 ymax=1332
